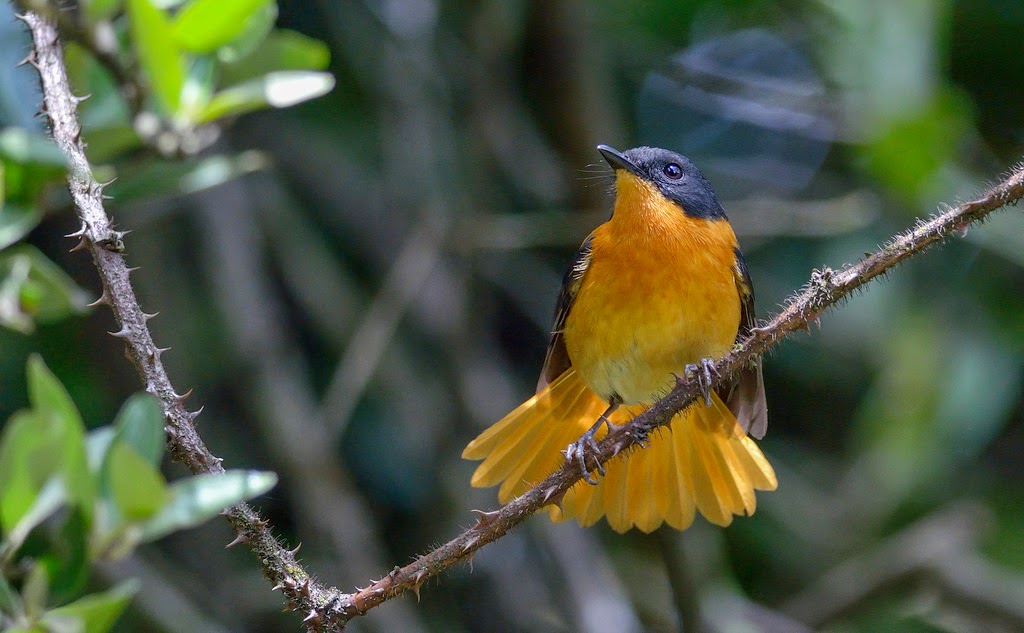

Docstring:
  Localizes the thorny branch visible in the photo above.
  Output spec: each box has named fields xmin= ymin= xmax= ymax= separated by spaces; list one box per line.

xmin=330 ymin=168 xmax=1024 ymax=620
xmin=20 ymin=7 xmax=1024 ymax=631
xmin=20 ymin=9 xmax=336 ymax=631
xmin=17 ymin=0 xmax=217 ymax=157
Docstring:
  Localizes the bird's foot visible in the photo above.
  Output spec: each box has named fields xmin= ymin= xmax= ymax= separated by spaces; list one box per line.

xmin=684 ymin=358 xmax=718 ymax=406
xmin=564 ymin=414 xmax=620 ymax=485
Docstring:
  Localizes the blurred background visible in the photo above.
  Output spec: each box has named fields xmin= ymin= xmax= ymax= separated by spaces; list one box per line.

xmin=2 ymin=0 xmax=1024 ymax=631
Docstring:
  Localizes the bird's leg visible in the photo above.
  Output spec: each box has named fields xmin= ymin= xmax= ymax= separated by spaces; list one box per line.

xmin=684 ymin=358 xmax=718 ymax=406
xmin=564 ymin=400 xmax=621 ymax=485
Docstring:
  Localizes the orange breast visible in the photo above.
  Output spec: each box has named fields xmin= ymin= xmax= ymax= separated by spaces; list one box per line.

xmin=563 ymin=177 xmax=741 ymax=405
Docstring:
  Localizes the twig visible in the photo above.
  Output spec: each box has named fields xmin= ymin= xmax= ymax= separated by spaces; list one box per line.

xmin=330 ymin=167 xmax=1024 ymax=622
xmin=19 ymin=10 xmax=339 ymax=632
xmin=20 ymin=5 xmax=1024 ymax=630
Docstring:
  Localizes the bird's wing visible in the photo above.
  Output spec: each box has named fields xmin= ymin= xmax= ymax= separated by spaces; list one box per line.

xmin=721 ymin=247 xmax=769 ymax=439
xmin=536 ymin=235 xmax=593 ymax=393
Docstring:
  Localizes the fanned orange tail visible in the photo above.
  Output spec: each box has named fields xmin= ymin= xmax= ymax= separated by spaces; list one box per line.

xmin=462 ymin=369 xmax=777 ymax=533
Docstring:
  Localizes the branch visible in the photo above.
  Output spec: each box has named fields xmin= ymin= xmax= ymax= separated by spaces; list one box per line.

xmin=20 ymin=5 xmax=1024 ymax=630
xmin=329 ymin=168 xmax=1024 ymax=621
xmin=19 ymin=10 xmax=339 ymax=632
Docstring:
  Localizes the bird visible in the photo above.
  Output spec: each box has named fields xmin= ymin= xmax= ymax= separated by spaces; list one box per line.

xmin=463 ymin=145 xmax=776 ymax=533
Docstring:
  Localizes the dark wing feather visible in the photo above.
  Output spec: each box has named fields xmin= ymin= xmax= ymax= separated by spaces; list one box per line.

xmin=536 ymin=235 xmax=593 ymax=393
xmin=718 ymin=247 xmax=769 ymax=439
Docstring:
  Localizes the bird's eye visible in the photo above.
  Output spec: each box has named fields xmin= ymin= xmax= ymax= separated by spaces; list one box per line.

xmin=663 ymin=163 xmax=683 ymax=179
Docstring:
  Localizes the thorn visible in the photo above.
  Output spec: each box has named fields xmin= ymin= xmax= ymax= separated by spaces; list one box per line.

xmin=288 ymin=542 xmax=302 ymax=557
xmin=271 ymin=583 xmax=284 ymax=592
xmin=125 ymin=266 xmax=140 ymax=273
xmin=302 ymin=609 xmax=320 ymax=624
xmin=16 ymin=52 xmax=34 ymax=67
xmin=68 ymin=236 xmax=89 ymax=252
xmin=141 ymin=311 xmax=159 ymax=321
xmin=86 ymin=291 xmax=111 ymax=307
xmin=471 ymin=509 xmax=500 ymax=528
xmin=411 ymin=568 xmax=428 ymax=601
xmin=109 ymin=327 xmax=131 ymax=339
xmin=225 ymin=533 xmax=248 ymax=548
xmin=173 ymin=387 xmax=194 ymax=403
xmin=388 ymin=565 xmax=401 ymax=578
xmin=461 ymin=535 xmax=480 ymax=554
xmin=187 ymin=406 xmax=204 ymax=421
xmin=65 ymin=224 xmax=88 ymax=239
xmin=70 ymin=93 xmax=91 ymax=105
xmin=541 ymin=485 xmax=562 ymax=505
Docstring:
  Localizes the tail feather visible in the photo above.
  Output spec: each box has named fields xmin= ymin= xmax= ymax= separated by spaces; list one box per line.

xmin=666 ymin=426 xmax=697 ymax=529
xmin=464 ymin=369 xmax=777 ymax=533
xmin=497 ymin=383 xmax=591 ymax=500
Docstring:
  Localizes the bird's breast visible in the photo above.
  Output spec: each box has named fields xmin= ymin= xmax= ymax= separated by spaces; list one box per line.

xmin=563 ymin=217 xmax=741 ymax=405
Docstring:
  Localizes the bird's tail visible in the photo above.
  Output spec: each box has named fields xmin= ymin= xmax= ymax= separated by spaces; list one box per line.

xmin=462 ymin=368 xmax=777 ymax=533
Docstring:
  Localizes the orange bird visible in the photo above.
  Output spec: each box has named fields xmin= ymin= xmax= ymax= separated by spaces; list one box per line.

xmin=463 ymin=145 xmax=776 ymax=533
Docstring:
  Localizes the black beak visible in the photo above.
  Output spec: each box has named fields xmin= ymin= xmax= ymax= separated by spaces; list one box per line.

xmin=598 ymin=145 xmax=642 ymax=177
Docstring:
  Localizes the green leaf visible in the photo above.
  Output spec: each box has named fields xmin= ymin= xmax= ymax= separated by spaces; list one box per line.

xmin=140 ymin=470 xmax=276 ymax=541
xmin=198 ymin=71 xmax=335 ymax=123
xmin=220 ymin=29 xmax=331 ymax=86
xmin=81 ymin=0 xmax=124 ymax=22
xmin=26 ymin=356 xmax=94 ymax=514
xmin=41 ymin=509 xmax=90 ymax=603
xmin=216 ymin=2 xmax=277 ymax=63
xmin=64 ymin=44 xmax=132 ymax=133
xmin=0 ymin=128 xmax=65 ymax=166
xmin=0 ymin=245 xmax=90 ymax=333
xmin=128 ymin=0 xmax=186 ymax=116
xmin=27 ymin=355 xmax=80 ymax=431
xmin=0 ymin=410 xmax=63 ymax=535
xmin=105 ymin=151 xmax=269 ymax=202
xmin=172 ymin=0 xmax=272 ymax=54
xmin=178 ymin=56 xmax=215 ymax=122
xmin=44 ymin=580 xmax=138 ymax=633
xmin=105 ymin=442 xmax=168 ymax=521
xmin=0 ymin=571 xmax=23 ymax=618
xmin=3 ymin=478 xmax=66 ymax=556
xmin=0 ymin=202 xmax=43 ymax=251
xmin=85 ymin=427 xmax=116 ymax=472
xmin=112 ymin=394 xmax=165 ymax=466
xmin=22 ymin=564 xmax=49 ymax=621
xmin=0 ymin=129 xmax=67 ymax=230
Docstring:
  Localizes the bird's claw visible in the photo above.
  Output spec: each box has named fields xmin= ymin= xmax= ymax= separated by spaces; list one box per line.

xmin=565 ymin=431 xmax=604 ymax=484
xmin=685 ymin=358 xmax=718 ymax=406
xmin=564 ymin=415 xmax=618 ymax=485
